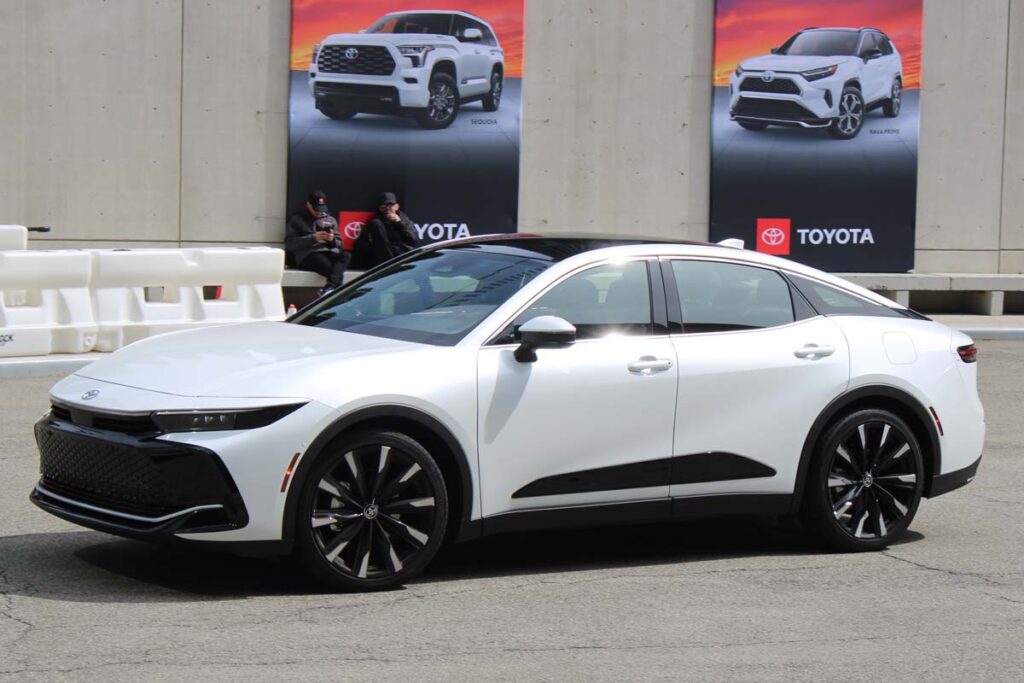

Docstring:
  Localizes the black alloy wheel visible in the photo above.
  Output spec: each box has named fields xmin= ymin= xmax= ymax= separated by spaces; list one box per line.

xmin=828 ymin=86 xmax=865 ymax=140
xmin=802 ymin=409 xmax=924 ymax=551
xmin=416 ymin=73 xmax=460 ymax=129
xmin=295 ymin=430 xmax=448 ymax=591
xmin=482 ymin=70 xmax=503 ymax=112
xmin=883 ymin=78 xmax=902 ymax=118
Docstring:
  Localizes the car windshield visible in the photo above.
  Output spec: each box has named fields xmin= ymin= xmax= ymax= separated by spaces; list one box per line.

xmin=367 ymin=13 xmax=453 ymax=35
xmin=292 ymin=245 xmax=552 ymax=345
xmin=779 ymin=30 xmax=859 ymax=56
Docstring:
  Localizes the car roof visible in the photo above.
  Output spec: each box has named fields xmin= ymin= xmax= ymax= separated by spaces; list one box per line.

xmin=427 ymin=233 xmax=906 ymax=309
xmin=383 ymin=9 xmax=491 ymax=24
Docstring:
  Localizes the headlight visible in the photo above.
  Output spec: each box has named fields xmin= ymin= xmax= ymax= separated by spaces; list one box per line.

xmin=398 ymin=45 xmax=434 ymax=67
xmin=151 ymin=404 xmax=305 ymax=433
xmin=734 ymin=64 xmax=745 ymax=77
xmin=802 ymin=65 xmax=838 ymax=81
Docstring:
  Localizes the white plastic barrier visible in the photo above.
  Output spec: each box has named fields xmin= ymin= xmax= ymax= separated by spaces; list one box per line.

xmin=90 ymin=247 xmax=285 ymax=351
xmin=0 ymin=225 xmax=28 ymax=251
xmin=0 ymin=250 xmax=97 ymax=357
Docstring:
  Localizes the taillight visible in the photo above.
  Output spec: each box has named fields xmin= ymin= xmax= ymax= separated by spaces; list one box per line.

xmin=957 ymin=344 xmax=978 ymax=363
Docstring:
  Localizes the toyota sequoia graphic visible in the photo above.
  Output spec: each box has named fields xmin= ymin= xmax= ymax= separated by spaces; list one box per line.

xmin=729 ymin=27 xmax=903 ymax=140
xmin=308 ymin=10 xmax=505 ymax=129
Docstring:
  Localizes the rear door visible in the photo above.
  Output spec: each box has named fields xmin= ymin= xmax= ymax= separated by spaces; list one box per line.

xmin=664 ymin=259 xmax=850 ymax=499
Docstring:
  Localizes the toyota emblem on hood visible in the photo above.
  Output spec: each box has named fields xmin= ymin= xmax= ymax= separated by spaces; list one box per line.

xmin=345 ymin=47 xmax=359 ymax=60
xmin=81 ymin=390 xmax=100 ymax=400
xmin=761 ymin=71 xmax=775 ymax=83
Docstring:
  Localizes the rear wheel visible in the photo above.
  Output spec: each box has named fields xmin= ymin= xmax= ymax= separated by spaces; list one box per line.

xmin=738 ymin=121 xmax=768 ymax=131
xmin=295 ymin=430 xmax=449 ymax=591
xmin=482 ymin=70 xmax=502 ymax=112
xmin=802 ymin=409 xmax=924 ymax=551
xmin=883 ymin=78 xmax=902 ymax=118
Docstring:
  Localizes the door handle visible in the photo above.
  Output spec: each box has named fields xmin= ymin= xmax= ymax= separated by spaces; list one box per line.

xmin=627 ymin=356 xmax=673 ymax=374
xmin=794 ymin=344 xmax=835 ymax=359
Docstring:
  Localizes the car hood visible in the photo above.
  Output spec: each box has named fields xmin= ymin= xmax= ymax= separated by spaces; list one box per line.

xmin=320 ymin=32 xmax=455 ymax=46
xmin=740 ymin=54 xmax=854 ymax=72
xmin=74 ymin=322 xmax=422 ymax=399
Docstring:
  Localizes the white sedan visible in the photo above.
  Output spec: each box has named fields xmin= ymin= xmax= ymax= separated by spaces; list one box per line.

xmin=32 ymin=235 xmax=985 ymax=591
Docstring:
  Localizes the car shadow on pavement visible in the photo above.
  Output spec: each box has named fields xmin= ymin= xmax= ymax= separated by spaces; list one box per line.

xmin=0 ymin=521 xmax=924 ymax=602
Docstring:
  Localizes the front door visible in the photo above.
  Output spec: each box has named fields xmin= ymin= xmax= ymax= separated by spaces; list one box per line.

xmin=477 ymin=260 xmax=679 ymax=517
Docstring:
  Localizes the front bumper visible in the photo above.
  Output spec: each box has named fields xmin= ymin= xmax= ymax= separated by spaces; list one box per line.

xmin=31 ymin=414 xmax=248 ymax=537
xmin=728 ymin=71 xmax=841 ymax=128
xmin=309 ymin=67 xmax=432 ymax=111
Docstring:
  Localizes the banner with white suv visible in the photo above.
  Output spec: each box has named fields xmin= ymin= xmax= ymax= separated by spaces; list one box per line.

xmin=288 ymin=3 xmax=523 ymax=245
xmin=709 ymin=0 xmax=923 ymax=272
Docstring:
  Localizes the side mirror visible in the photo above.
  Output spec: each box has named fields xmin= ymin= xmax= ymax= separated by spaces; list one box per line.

xmin=863 ymin=48 xmax=883 ymax=61
xmin=513 ymin=316 xmax=576 ymax=363
xmin=463 ymin=27 xmax=483 ymax=42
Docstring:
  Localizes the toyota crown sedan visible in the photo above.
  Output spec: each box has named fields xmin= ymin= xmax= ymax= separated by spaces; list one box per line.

xmin=32 ymin=235 xmax=985 ymax=591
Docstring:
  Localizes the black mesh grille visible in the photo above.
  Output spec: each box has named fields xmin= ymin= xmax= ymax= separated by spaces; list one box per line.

xmin=35 ymin=421 xmax=238 ymax=518
xmin=317 ymin=45 xmax=396 ymax=76
xmin=314 ymin=82 xmax=399 ymax=99
xmin=52 ymin=402 xmax=159 ymax=435
xmin=734 ymin=98 xmax=816 ymax=120
xmin=739 ymin=77 xmax=801 ymax=94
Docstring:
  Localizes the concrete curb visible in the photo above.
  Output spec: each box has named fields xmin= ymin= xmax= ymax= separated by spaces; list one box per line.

xmin=957 ymin=328 xmax=1024 ymax=341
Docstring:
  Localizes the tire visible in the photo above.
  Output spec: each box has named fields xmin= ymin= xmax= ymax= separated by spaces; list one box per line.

xmin=828 ymin=86 xmax=865 ymax=140
xmin=416 ymin=73 xmax=460 ymax=129
xmin=801 ymin=409 xmax=924 ymax=552
xmin=294 ymin=430 xmax=449 ymax=591
xmin=738 ymin=121 xmax=768 ymax=131
xmin=482 ymin=69 xmax=502 ymax=112
xmin=883 ymin=78 xmax=902 ymax=118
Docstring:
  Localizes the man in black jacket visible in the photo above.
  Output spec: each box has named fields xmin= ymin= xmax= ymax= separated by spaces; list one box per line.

xmin=353 ymin=192 xmax=419 ymax=269
xmin=285 ymin=190 xmax=349 ymax=295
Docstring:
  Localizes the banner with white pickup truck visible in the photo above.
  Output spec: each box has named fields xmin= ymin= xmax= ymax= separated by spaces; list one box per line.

xmin=288 ymin=1 xmax=524 ymax=247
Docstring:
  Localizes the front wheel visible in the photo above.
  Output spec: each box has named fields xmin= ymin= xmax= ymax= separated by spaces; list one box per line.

xmin=828 ymin=87 xmax=865 ymax=140
xmin=416 ymin=73 xmax=460 ymax=129
xmin=801 ymin=409 xmax=924 ymax=552
xmin=295 ymin=430 xmax=449 ymax=591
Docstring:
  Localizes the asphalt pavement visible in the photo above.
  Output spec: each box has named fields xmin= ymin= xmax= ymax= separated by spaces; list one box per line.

xmin=1 ymin=341 xmax=1022 ymax=681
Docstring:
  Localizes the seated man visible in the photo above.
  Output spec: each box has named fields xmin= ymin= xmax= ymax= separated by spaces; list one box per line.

xmin=352 ymin=192 xmax=419 ymax=270
xmin=285 ymin=190 xmax=350 ymax=296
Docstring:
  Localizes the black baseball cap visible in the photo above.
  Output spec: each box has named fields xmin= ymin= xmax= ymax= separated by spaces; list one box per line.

xmin=308 ymin=190 xmax=329 ymax=213
xmin=377 ymin=192 xmax=398 ymax=206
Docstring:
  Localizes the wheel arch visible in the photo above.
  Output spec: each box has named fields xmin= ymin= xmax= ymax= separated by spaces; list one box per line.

xmin=431 ymin=59 xmax=457 ymax=81
xmin=492 ymin=62 xmax=503 ymax=77
xmin=791 ymin=384 xmax=942 ymax=514
xmin=282 ymin=404 xmax=478 ymax=545
xmin=843 ymin=78 xmax=862 ymax=92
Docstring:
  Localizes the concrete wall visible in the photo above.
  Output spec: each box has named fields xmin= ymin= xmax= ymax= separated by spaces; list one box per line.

xmin=2 ymin=0 xmax=1022 ymax=272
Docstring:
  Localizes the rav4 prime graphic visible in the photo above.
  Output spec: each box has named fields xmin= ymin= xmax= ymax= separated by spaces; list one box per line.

xmin=729 ymin=27 xmax=903 ymax=140
xmin=308 ymin=10 xmax=505 ymax=129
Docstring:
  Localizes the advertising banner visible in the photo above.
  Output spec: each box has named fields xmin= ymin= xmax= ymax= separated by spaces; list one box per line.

xmin=709 ymin=0 xmax=923 ymax=272
xmin=288 ymin=1 xmax=524 ymax=247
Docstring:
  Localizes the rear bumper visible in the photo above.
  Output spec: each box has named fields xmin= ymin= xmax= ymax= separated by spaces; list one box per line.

xmin=927 ymin=455 xmax=982 ymax=498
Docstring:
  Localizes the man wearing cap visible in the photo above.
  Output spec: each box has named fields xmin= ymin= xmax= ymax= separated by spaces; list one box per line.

xmin=353 ymin=192 xmax=419 ymax=269
xmin=285 ymin=190 xmax=349 ymax=296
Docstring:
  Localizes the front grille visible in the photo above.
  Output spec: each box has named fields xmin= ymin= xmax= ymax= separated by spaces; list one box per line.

xmin=35 ymin=420 xmax=240 ymax=519
xmin=734 ymin=98 xmax=816 ymax=121
xmin=739 ymin=77 xmax=800 ymax=95
xmin=52 ymin=402 xmax=159 ymax=435
xmin=314 ymin=82 xmax=399 ymax=100
xmin=317 ymin=45 xmax=395 ymax=76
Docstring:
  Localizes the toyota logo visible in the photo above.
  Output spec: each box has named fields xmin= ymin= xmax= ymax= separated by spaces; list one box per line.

xmin=343 ymin=221 xmax=364 ymax=241
xmin=81 ymin=390 xmax=100 ymax=401
xmin=761 ymin=71 xmax=775 ymax=83
xmin=761 ymin=227 xmax=786 ymax=246
xmin=344 ymin=47 xmax=359 ymax=61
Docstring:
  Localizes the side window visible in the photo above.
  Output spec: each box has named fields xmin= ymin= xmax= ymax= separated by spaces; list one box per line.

xmin=878 ymin=35 xmax=894 ymax=55
xmin=859 ymin=32 xmax=877 ymax=55
xmin=481 ymin=24 xmax=498 ymax=47
xmin=507 ymin=261 xmax=653 ymax=341
xmin=671 ymin=260 xmax=797 ymax=333
xmin=788 ymin=273 xmax=903 ymax=318
xmin=453 ymin=15 xmax=478 ymax=42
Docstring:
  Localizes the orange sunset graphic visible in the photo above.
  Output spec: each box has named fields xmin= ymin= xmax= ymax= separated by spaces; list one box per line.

xmin=290 ymin=0 xmax=524 ymax=77
xmin=713 ymin=0 xmax=922 ymax=88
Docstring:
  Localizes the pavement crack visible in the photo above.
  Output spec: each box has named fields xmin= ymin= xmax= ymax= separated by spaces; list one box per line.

xmin=880 ymin=550 xmax=1008 ymax=586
